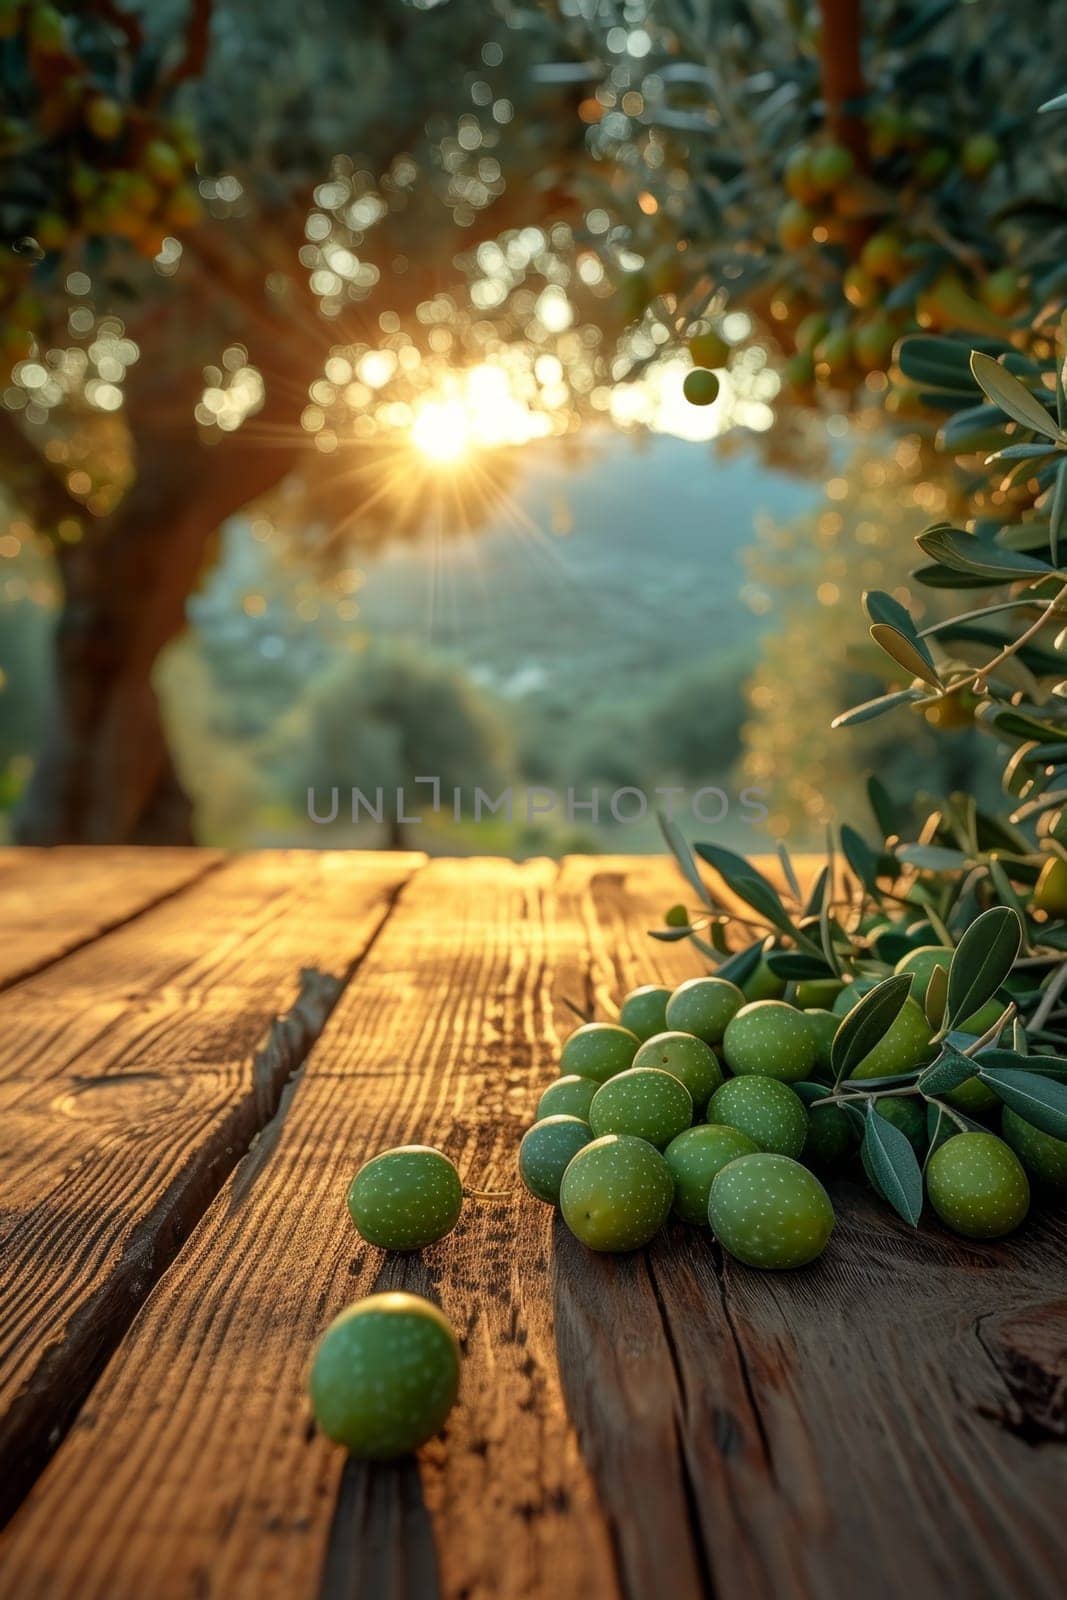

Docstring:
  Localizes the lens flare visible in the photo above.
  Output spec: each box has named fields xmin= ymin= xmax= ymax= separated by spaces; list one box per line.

xmin=411 ymin=399 xmax=470 ymax=463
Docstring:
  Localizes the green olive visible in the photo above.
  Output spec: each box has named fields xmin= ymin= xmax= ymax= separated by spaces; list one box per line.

xmin=347 ymin=1146 xmax=462 ymax=1250
xmin=722 ymin=1000 xmax=817 ymax=1083
xmin=559 ymin=1022 xmax=640 ymax=1083
xmin=589 ymin=1067 xmax=693 ymax=1150
xmin=665 ymin=976 xmax=744 ymax=1044
xmin=664 ymin=1124 xmax=758 ymax=1225
xmin=707 ymin=1076 xmax=808 ymax=1158
xmin=559 ymin=1134 xmax=674 ymax=1252
xmin=519 ymin=1115 xmax=593 ymax=1205
xmin=632 ymin=1030 xmax=723 ymax=1111
xmin=618 ymin=985 xmax=672 ymax=1041
xmin=1001 ymin=1108 xmax=1067 ymax=1192
xmin=683 ymin=368 xmax=720 ymax=406
xmin=802 ymin=1102 xmax=855 ymax=1168
xmin=709 ymin=1153 xmax=835 ymax=1268
xmin=926 ymin=1132 xmax=1029 ymax=1239
xmin=309 ymin=1292 xmax=459 ymax=1458
xmin=536 ymin=1074 xmax=598 ymax=1122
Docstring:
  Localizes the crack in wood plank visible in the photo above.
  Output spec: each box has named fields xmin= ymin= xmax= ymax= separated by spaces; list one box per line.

xmin=0 ymin=853 xmax=421 ymax=1527
xmin=0 ymin=848 xmax=225 ymax=992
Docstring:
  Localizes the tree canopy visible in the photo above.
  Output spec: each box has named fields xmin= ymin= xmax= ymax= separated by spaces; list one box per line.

xmin=1 ymin=0 xmax=1066 ymax=841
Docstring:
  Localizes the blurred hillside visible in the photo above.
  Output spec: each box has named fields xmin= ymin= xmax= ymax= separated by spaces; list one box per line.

xmin=158 ymin=431 xmax=825 ymax=853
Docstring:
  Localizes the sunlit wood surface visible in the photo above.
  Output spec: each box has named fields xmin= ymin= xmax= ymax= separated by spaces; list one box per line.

xmin=0 ymin=849 xmax=1063 ymax=1600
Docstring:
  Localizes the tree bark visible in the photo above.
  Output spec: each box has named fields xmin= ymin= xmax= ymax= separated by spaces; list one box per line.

xmin=13 ymin=353 xmax=306 ymax=845
xmin=817 ymin=0 xmax=867 ymax=161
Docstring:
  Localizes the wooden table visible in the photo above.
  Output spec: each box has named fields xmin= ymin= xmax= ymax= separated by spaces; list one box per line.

xmin=0 ymin=848 xmax=1064 ymax=1600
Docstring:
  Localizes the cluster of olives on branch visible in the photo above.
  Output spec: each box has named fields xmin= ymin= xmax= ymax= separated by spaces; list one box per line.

xmin=771 ymin=130 xmax=1030 ymax=403
xmin=769 ymin=129 xmax=1025 ymax=399
xmin=0 ymin=2 xmax=202 ymax=374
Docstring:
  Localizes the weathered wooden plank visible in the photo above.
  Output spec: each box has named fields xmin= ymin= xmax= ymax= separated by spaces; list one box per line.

xmin=0 ymin=846 xmax=221 ymax=989
xmin=3 ymin=852 xmax=1064 ymax=1600
xmin=0 ymin=859 xmax=626 ymax=1600
xmin=0 ymin=850 xmax=421 ymax=1520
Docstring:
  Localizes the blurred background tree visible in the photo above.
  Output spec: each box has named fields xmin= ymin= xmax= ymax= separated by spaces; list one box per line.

xmin=0 ymin=0 xmax=588 ymax=842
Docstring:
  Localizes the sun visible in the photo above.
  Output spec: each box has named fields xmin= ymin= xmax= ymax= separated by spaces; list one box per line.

xmin=411 ymin=398 xmax=471 ymax=464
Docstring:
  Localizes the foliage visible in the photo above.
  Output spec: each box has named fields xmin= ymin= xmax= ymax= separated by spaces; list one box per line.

xmin=657 ymin=324 xmax=1067 ymax=1226
xmin=552 ymin=0 xmax=1067 ymax=406
xmin=741 ymin=435 xmax=1001 ymax=835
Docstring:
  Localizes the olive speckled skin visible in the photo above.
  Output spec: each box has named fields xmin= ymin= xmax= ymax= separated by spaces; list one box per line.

xmin=707 ymin=1075 xmax=808 ymax=1159
xmin=536 ymin=1075 xmax=598 ymax=1123
xmin=926 ymin=1133 xmax=1029 ymax=1239
xmin=709 ymin=1154 xmax=835 ymax=1269
xmin=618 ymin=985 xmax=673 ymax=1042
xmin=664 ymin=1124 xmax=758 ymax=1225
xmin=723 ymin=1001 xmax=817 ymax=1084
xmin=589 ymin=1067 xmax=693 ymax=1150
xmin=1001 ymin=1108 xmax=1067 ymax=1191
xmin=632 ymin=1031 xmax=723 ymax=1111
xmin=519 ymin=1116 xmax=593 ymax=1205
xmin=559 ymin=1023 xmax=640 ymax=1084
xmin=803 ymin=1008 xmax=839 ymax=1076
xmin=348 ymin=1146 xmax=463 ymax=1251
xmin=560 ymin=1134 xmax=674 ymax=1252
xmin=309 ymin=1293 xmax=459 ymax=1458
xmin=665 ymin=977 xmax=743 ymax=1044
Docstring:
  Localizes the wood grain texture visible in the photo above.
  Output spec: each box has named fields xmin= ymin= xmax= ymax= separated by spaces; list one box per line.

xmin=0 ymin=853 xmax=1064 ymax=1600
xmin=0 ymin=846 xmax=221 ymax=989
xmin=0 ymin=859 xmax=623 ymax=1600
xmin=0 ymin=850 xmax=421 ymax=1519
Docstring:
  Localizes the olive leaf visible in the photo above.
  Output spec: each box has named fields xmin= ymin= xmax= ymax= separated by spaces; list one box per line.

xmin=832 ymin=688 xmax=924 ymax=729
xmin=976 ymin=1046 xmax=1067 ymax=1080
xmin=917 ymin=1042 xmax=975 ymax=1097
xmin=803 ymin=862 xmax=830 ymax=920
xmin=945 ymin=906 xmax=1022 ymax=1030
xmin=867 ymin=774 xmax=899 ymax=841
xmin=870 ymin=623 xmax=943 ymax=689
xmin=1050 ymin=458 xmax=1067 ymax=568
xmin=693 ymin=842 xmax=795 ymax=936
xmin=766 ymin=951 xmax=835 ymax=980
xmin=793 ymin=1081 xmax=831 ymax=1106
xmin=864 ymin=589 xmax=940 ymax=684
xmin=715 ymin=938 xmax=765 ymax=989
xmin=831 ymin=973 xmax=913 ymax=1086
xmin=974 ymin=1066 xmax=1067 ymax=1140
xmin=896 ymin=843 xmax=969 ymax=871
xmin=916 ymin=525 xmax=1053 ymax=580
xmin=970 ymin=352 xmax=1063 ymax=443
xmin=861 ymin=1102 xmax=924 ymax=1226
xmin=871 ymin=929 xmax=915 ymax=966
xmin=897 ymin=336 xmax=982 ymax=392
xmin=657 ymin=811 xmax=713 ymax=907
xmin=840 ymin=824 xmax=881 ymax=893
xmin=775 ymin=841 xmax=802 ymax=902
